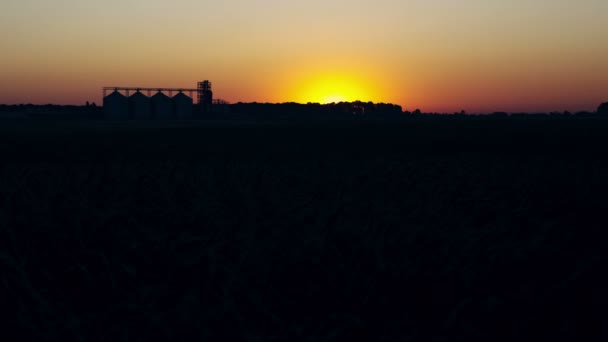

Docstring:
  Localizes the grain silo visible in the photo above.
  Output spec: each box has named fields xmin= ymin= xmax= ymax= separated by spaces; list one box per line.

xmin=103 ymin=90 xmax=128 ymax=119
xmin=151 ymin=91 xmax=173 ymax=119
xmin=129 ymin=91 xmax=151 ymax=119
xmin=173 ymin=92 xmax=193 ymax=119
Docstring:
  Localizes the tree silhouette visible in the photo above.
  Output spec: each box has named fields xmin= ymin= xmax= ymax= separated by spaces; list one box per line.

xmin=598 ymin=102 xmax=608 ymax=115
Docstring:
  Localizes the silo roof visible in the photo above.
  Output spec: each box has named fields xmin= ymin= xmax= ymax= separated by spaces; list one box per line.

xmin=130 ymin=91 xmax=148 ymax=99
xmin=151 ymin=92 xmax=171 ymax=99
xmin=173 ymin=92 xmax=192 ymax=99
xmin=105 ymin=90 xmax=127 ymax=99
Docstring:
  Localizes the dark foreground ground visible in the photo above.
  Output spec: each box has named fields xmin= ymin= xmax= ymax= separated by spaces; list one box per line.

xmin=1 ymin=117 xmax=608 ymax=341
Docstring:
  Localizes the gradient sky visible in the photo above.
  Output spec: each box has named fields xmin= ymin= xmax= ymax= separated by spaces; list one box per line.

xmin=1 ymin=0 xmax=607 ymax=112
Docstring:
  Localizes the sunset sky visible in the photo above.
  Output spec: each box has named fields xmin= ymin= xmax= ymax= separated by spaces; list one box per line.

xmin=1 ymin=0 xmax=607 ymax=112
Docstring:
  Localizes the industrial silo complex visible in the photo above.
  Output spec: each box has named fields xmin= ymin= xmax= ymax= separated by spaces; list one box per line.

xmin=102 ymin=81 xmax=215 ymax=120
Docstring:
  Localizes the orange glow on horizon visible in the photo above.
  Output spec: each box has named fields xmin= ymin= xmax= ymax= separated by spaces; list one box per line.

xmin=280 ymin=68 xmax=391 ymax=105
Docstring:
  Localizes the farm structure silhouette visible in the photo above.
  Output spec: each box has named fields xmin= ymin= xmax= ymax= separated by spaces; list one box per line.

xmin=102 ymin=81 xmax=215 ymax=119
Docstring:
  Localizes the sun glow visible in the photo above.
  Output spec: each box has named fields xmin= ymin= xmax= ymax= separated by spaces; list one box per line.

xmin=288 ymin=71 xmax=377 ymax=104
xmin=322 ymin=95 xmax=347 ymax=104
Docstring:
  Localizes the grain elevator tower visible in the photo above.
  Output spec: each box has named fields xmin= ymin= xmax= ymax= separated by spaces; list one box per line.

xmin=198 ymin=80 xmax=213 ymax=113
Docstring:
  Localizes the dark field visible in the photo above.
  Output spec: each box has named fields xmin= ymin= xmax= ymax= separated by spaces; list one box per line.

xmin=2 ymin=118 xmax=608 ymax=340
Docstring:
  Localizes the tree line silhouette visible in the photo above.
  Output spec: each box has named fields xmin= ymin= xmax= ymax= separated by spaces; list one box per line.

xmin=1 ymin=101 xmax=607 ymax=119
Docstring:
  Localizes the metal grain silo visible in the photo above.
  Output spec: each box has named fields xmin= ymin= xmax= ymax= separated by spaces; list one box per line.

xmin=151 ymin=91 xmax=173 ymax=119
xmin=103 ymin=90 xmax=128 ymax=119
xmin=173 ymin=92 xmax=193 ymax=119
xmin=129 ymin=91 xmax=151 ymax=119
